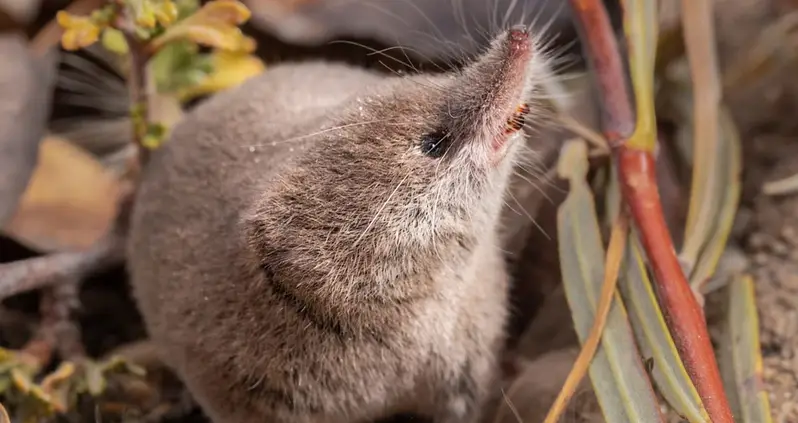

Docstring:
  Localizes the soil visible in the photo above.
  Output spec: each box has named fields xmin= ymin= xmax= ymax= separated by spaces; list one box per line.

xmin=742 ymin=132 xmax=798 ymax=422
xmin=743 ymin=136 xmax=798 ymax=423
xmin=714 ymin=0 xmax=798 ymax=419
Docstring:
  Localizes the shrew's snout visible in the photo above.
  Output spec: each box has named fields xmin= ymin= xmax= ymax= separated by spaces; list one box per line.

xmin=507 ymin=25 xmax=531 ymax=57
xmin=441 ymin=25 xmax=538 ymax=162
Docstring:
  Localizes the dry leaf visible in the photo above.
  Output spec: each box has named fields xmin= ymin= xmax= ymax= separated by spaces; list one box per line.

xmin=2 ymin=136 xmax=121 ymax=253
xmin=151 ymin=0 xmax=255 ymax=52
xmin=0 ymin=34 xmax=56 ymax=226
xmin=39 ymin=362 xmax=76 ymax=413
xmin=57 ymin=11 xmax=101 ymax=51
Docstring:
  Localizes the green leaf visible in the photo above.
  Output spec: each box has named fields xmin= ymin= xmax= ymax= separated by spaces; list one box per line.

xmin=619 ymin=237 xmax=709 ymax=422
xmin=150 ymin=40 xmax=213 ymax=94
xmin=719 ymin=275 xmax=774 ymax=423
xmin=556 ymin=140 xmax=663 ymax=423
xmin=126 ymin=0 xmax=178 ymax=29
xmin=142 ymin=122 xmax=168 ymax=149
xmin=101 ymin=28 xmax=129 ymax=55
xmin=176 ymin=51 xmax=266 ymax=101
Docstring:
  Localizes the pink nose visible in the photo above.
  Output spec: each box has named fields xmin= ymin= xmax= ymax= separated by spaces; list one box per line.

xmin=508 ymin=25 xmax=529 ymax=41
xmin=507 ymin=25 xmax=530 ymax=55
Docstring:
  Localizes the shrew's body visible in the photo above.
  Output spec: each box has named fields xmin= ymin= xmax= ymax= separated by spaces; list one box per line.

xmin=128 ymin=27 xmax=546 ymax=423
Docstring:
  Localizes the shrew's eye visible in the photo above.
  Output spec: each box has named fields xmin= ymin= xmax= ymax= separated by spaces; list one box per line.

xmin=420 ymin=131 xmax=451 ymax=158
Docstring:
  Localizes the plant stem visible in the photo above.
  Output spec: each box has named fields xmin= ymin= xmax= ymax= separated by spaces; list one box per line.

xmin=0 ymin=234 xmax=123 ymax=300
xmin=618 ymin=149 xmax=733 ymax=423
xmin=121 ymin=31 xmax=152 ymax=167
xmin=568 ymin=0 xmax=734 ymax=421
xmin=39 ymin=281 xmax=85 ymax=360
xmin=569 ymin=0 xmax=635 ymax=146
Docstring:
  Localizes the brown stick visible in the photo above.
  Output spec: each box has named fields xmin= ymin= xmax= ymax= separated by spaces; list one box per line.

xmin=40 ymin=280 xmax=85 ymax=360
xmin=0 ymin=231 xmax=124 ymax=301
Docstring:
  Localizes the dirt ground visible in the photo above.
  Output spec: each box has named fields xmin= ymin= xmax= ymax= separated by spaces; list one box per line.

xmin=714 ymin=0 xmax=798 ymax=419
xmin=743 ymin=133 xmax=798 ymax=422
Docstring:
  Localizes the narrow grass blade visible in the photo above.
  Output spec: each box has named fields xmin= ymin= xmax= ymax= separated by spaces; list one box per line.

xmin=662 ymin=69 xmax=742 ymax=290
xmin=556 ymin=140 xmax=663 ymax=423
xmin=719 ymin=275 xmax=774 ymax=423
xmin=677 ymin=0 xmax=743 ymax=294
xmin=688 ymin=108 xmax=741 ymax=290
xmin=679 ymin=0 xmax=723 ymax=256
xmin=620 ymin=238 xmax=709 ymax=422
xmin=544 ymin=211 xmax=628 ymax=423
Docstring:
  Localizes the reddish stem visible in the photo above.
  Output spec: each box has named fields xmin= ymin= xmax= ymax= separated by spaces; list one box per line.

xmin=618 ymin=150 xmax=733 ymax=423
xmin=569 ymin=0 xmax=734 ymax=421
xmin=569 ymin=0 xmax=635 ymax=146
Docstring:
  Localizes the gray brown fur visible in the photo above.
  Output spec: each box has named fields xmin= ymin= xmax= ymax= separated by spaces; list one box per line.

xmin=128 ymin=28 xmax=547 ymax=423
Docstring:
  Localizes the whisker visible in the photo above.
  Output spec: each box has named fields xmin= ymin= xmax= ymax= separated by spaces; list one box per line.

xmin=506 ymin=189 xmax=551 ymax=240
xmin=246 ymin=120 xmax=402 ymax=148
xmin=328 ymin=40 xmax=418 ymax=71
